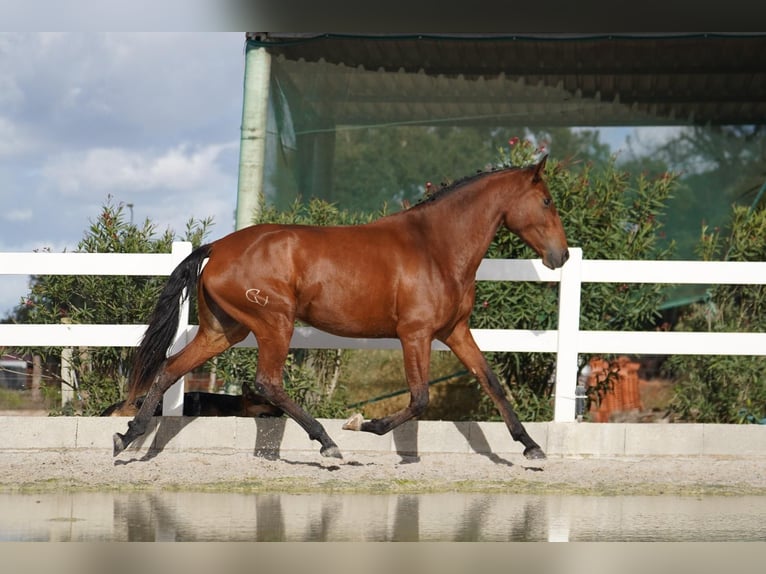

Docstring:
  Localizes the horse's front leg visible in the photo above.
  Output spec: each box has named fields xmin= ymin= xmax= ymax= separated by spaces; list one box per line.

xmin=442 ymin=322 xmax=546 ymax=460
xmin=344 ymin=334 xmax=431 ymax=435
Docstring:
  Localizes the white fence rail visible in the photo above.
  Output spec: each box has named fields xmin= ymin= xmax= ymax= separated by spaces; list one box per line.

xmin=2 ymin=242 xmax=766 ymax=421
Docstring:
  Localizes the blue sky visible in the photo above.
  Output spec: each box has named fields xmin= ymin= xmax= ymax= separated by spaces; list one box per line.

xmin=1 ymin=32 xmax=246 ymax=316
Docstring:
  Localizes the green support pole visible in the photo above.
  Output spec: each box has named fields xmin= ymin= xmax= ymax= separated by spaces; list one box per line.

xmin=235 ymin=42 xmax=271 ymax=230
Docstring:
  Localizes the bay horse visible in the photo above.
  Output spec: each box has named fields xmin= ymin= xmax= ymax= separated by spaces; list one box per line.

xmin=113 ymin=155 xmax=569 ymax=460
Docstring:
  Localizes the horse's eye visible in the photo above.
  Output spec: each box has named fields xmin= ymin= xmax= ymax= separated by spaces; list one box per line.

xmin=543 ymin=197 xmax=552 ymax=207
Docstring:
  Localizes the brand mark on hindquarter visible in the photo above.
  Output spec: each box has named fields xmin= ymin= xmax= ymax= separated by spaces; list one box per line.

xmin=245 ymin=288 xmax=269 ymax=306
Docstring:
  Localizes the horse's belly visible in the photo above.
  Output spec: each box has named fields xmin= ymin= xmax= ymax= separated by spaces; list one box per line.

xmin=298 ymin=292 xmax=398 ymax=338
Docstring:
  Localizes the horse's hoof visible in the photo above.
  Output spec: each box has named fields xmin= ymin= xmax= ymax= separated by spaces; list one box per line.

xmin=523 ymin=446 xmax=546 ymax=460
xmin=320 ymin=445 xmax=343 ymax=459
xmin=113 ymin=433 xmax=127 ymax=457
xmin=342 ymin=413 xmax=364 ymax=431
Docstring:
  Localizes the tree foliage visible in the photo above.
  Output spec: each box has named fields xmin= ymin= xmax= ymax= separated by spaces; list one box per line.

xmin=331 ymin=126 xmax=508 ymax=212
xmin=329 ymin=125 xmax=612 ymax=213
xmin=12 ymin=198 xmax=213 ymax=415
xmin=663 ymin=204 xmax=766 ymax=423
xmin=620 ymin=125 xmax=766 ymax=258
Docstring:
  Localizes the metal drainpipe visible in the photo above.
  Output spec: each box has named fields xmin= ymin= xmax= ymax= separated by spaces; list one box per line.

xmin=235 ymin=42 xmax=271 ymax=230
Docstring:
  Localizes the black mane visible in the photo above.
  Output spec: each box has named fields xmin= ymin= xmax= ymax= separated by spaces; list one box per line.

xmin=411 ymin=165 xmax=521 ymax=208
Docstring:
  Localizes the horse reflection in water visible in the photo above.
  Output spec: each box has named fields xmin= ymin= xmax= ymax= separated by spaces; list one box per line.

xmin=109 ymin=492 xmax=549 ymax=541
xmin=113 ymin=156 xmax=569 ymax=461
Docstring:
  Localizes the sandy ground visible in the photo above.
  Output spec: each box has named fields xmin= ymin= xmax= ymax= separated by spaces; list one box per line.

xmin=2 ymin=447 xmax=765 ymax=495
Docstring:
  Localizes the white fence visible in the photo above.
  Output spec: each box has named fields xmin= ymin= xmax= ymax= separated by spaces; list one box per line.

xmin=2 ymin=242 xmax=766 ymax=421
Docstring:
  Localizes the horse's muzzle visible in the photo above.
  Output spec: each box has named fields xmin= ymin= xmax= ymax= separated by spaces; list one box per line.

xmin=543 ymin=248 xmax=570 ymax=270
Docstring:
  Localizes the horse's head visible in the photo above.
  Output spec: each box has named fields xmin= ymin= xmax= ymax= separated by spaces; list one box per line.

xmin=502 ymin=155 xmax=570 ymax=270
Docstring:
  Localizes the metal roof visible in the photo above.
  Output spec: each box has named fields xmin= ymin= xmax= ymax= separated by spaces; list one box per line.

xmin=251 ymin=33 xmax=766 ymax=128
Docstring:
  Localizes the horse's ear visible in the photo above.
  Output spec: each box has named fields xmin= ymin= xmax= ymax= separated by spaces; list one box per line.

xmin=532 ymin=154 xmax=548 ymax=183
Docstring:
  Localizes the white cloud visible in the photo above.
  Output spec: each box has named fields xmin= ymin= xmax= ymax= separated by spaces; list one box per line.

xmin=2 ymin=209 xmax=33 ymax=222
xmin=147 ymin=193 xmax=235 ymax=241
xmin=0 ymin=116 xmax=36 ymax=158
xmin=628 ymin=126 xmax=687 ymax=152
xmin=0 ymin=3 xmax=225 ymax=33
xmin=0 ymin=33 xmax=245 ymax=318
xmin=35 ymin=32 xmax=68 ymax=52
xmin=573 ymin=126 xmax=688 ymax=155
xmin=42 ymin=142 xmax=238 ymax=197
xmin=0 ymin=75 xmax=23 ymax=109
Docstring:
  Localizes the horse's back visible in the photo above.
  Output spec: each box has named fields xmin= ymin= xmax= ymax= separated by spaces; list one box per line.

xmin=211 ymin=220 xmax=422 ymax=280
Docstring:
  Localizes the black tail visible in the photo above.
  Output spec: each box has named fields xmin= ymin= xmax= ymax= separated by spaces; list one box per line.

xmin=125 ymin=243 xmax=213 ymax=403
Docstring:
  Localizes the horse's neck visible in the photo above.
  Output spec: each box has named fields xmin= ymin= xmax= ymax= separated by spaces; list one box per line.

xmin=409 ymin=178 xmax=506 ymax=281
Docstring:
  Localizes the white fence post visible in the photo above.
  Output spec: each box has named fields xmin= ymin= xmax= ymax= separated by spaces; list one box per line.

xmin=553 ymin=247 xmax=583 ymax=422
xmin=60 ymin=346 xmax=75 ymax=407
xmin=161 ymin=242 xmax=193 ymax=416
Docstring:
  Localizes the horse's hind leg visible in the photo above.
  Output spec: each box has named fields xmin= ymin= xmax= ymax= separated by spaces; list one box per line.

xmin=442 ymin=323 xmax=546 ymax=459
xmin=113 ymin=322 xmax=248 ymax=456
xmin=113 ymin=359 xmax=185 ymax=455
xmin=248 ymin=321 xmax=342 ymax=459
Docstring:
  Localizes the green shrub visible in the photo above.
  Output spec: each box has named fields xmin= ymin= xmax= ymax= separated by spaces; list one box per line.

xmin=12 ymin=197 xmax=212 ymax=415
xmin=664 ymin=205 xmax=766 ymax=423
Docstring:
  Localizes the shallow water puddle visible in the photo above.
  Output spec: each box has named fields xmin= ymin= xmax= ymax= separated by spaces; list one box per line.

xmin=1 ymin=491 xmax=764 ymax=542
